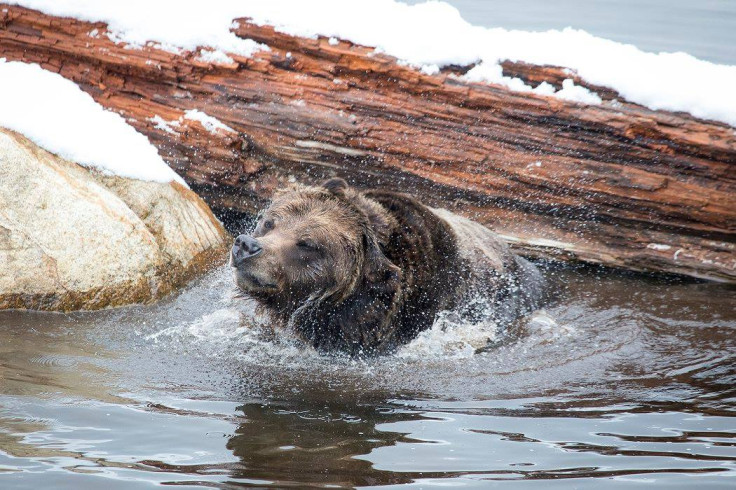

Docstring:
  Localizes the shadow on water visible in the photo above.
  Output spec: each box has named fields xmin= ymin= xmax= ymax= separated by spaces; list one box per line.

xmin=0 ymin=263 xmax=735 ymax=488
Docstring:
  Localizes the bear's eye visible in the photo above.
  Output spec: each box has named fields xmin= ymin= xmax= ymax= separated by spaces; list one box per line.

xmin=262 ymin=219 xmax=274 ymax=231
xmin=296 ymin=239 xmax=319 ymax=251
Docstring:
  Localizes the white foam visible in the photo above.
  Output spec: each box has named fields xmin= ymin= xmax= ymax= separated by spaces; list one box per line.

xmin=146 ymin=308 xmax=243 ymax=343
xmin=0 ymin=60 xmax=185 ymax=184
xmin=397 ymin=311 xmax=499 ymax=360
xmin=397 ymin=296 xmax=503 ymax=360
xmin=145 ymin=304 xmax=319 ymax=365
xmin=525 ymin=310 xmax=577 ymax=343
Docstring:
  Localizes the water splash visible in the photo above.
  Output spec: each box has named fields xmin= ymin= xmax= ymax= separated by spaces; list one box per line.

xmin=524 ymin=309 xmax=578 ymax=344
xmin=136 ymin=268 xmax=579 ymax=367
xmin=396 ymin=310 xmax=499 ymax=361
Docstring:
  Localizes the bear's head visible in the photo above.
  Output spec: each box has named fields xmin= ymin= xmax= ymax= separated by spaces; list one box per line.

xmin=231 ymin=178 xmax=402 ymax=354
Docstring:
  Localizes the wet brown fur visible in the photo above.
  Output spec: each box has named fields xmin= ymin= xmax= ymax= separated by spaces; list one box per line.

xmin=233 ymin=179 xmax=543 ymax=356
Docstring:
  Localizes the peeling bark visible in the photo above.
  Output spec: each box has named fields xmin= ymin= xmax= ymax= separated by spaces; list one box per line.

xmin=1 ymin=5 xmax=734 ymax=282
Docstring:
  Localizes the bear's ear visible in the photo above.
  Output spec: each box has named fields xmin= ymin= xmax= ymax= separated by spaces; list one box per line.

xmin=322 ymin=177 xmax=349 ymax=196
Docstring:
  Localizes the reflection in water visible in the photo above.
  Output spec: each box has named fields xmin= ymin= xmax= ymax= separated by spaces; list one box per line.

xmin=0 ymin=264 xmax=734 ymax=488
xmin=226 ymin=403 xmax=418 ymax=487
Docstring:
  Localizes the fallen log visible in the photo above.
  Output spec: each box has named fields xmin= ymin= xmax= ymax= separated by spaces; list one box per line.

xmin=1 ymin=5 xmax=734 ymax=282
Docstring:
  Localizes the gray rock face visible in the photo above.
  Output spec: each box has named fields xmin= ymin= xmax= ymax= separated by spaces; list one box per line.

xmin=0 ymin=128 xmax=228 ymax=311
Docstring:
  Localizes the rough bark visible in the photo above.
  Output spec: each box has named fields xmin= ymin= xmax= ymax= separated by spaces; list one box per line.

xmin=1 ymin=5 xmax=734 ymax=282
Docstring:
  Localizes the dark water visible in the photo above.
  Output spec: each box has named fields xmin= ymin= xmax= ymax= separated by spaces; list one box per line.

xmin=407 ymin=0 xmax=736 ymax=65
xmin=1 ymin=263 xmax=734 ymax=488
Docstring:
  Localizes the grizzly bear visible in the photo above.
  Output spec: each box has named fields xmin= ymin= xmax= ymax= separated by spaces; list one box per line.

xmin=231 ymin=178 xmax=544 ymax=356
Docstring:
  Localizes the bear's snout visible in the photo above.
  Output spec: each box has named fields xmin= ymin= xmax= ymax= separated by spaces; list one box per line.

xmin=231 ymin=234 xmax=263 ymax=267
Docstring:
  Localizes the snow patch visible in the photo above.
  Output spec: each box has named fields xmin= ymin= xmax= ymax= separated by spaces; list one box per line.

xmin=465 ymin=64 xmax=602 ymax=104
xmin=148 ymin=115 xmax=181 ymax=135
xmin=245 ymin=0 xmax=736 ymax=124
xmin=106 ymin=29 xmax=143 ymax=50
xmin=150 ymin=42 xmax=185 ymax=55
xmin=15 ymin=0 xmax=268 ymax=58
xmin=183 ymin=109 xmax=235 ymax=134
xmin=554 ymin=79 xmax=603 ymax=104
xmin=420 ymin=64 xmax=440 ymax=76
xmin=0 ymin=60 xmax=185 ymax=184
xmin=11 ymin=0 xmax=736 ymax=126
xmin=197 ymin=48 xmax=235 ymax=65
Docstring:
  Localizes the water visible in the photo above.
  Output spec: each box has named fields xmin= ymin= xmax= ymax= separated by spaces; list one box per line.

xmin=407 ymin=0 xmax=736 ymax=65
xmin=2 ymin=4 xmax=735 ymax=487
xmin=1 ymin=263 xmax=734 ymax=488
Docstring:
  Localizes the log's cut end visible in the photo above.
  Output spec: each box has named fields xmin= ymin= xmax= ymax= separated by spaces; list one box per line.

xmin=1 ymin=4 xmax=734 ymax=282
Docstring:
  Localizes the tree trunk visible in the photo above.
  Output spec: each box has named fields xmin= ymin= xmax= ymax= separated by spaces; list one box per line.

xmin=1 ymin=5 xmax=734 ymax=282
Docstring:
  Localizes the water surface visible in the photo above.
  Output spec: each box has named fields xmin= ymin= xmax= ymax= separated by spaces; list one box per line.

xmin=1 ymin=264 xmax=734 ymax=488
xmin=407 ymin=0 xmax=736 ymax=65
xmin=2 ymin=3 xmax=735 ymax=488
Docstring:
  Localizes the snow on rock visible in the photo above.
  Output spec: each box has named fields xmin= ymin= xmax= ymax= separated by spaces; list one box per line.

xmin=0 ymin=127 xmax=229 ymax=311
xmin=11 ymin=0 xmax=736 ymax=126
xmin=0 ymin=59 xmax=185 ymax=184
xmin=184 ymin=109 xmax=236 ymax=134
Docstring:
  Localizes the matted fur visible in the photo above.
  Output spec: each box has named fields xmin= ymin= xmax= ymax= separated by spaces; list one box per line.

xmin=232 ymin=179 xmax=544 ymax=356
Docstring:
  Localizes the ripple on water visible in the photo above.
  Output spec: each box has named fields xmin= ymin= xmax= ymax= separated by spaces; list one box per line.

xmin=0 ymin=264 xmax=734 ymax=488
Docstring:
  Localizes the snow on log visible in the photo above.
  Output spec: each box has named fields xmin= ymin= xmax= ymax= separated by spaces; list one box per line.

xmin=1 ymin=4 xmax=734 ymax=282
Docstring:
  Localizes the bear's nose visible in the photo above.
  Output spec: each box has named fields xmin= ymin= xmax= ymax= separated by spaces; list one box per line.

xmin=231 ymin=234 xmax=263 ymax=266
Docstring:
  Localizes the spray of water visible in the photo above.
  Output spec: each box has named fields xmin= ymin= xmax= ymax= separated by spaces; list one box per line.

xmin=137 ymin=266 xmax=575 ymax=369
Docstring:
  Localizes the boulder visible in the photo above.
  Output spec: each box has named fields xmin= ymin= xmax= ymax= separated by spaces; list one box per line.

xmin=0 ymin=128 xmax=229 ymax=311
